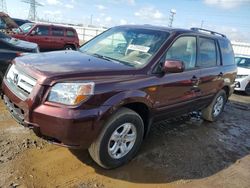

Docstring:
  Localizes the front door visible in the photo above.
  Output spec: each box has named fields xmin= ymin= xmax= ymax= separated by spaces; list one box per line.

xmin=26 ymin=25 xmax=51 ymax=50
xmin=154 ymin=36 xmax=202 ymax=120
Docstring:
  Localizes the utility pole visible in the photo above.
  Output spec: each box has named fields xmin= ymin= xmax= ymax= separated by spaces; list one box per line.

xmin=22 ymin=0 xmax=43 ymax=21
xmin=168 ymin=9 xmax=176 ymax=27
xmin=90 ymin=14 xmax=93 ymax=26
xmin=201 ymin=20 xmax=204 ymax=28
xmin=0 ymin=0 xmax=7 ymax=13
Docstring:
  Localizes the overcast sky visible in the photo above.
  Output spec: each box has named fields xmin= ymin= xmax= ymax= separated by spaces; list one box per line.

xmin=6 ymin=0 xmax=250 ymax=42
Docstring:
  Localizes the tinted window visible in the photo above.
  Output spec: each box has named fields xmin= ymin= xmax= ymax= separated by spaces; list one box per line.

xmin=165 ymin=36 xmax=197 ymax=69
xmin=197 ymin=37 xmax=217 ymax=68
xmin=35 ymin=26 xmax=49 ymax=36
xmin=66 ymin=30 xmax=75 ymax=37
xmin=52 ymin=27 xmax=64 ymax=36
xmin=219 ymin=39 xmax=234 ymax=65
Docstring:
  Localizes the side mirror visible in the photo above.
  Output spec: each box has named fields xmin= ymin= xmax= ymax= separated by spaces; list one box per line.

xmin=30 ymin=30 xmax=36 ymax=36
xmin=163 ymin=60 xmax=185 ymax=73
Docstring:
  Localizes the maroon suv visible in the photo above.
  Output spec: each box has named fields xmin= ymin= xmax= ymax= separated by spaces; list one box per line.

xmin=2 ymin=25 xmax=236 ymax=169
xmin=11 ymin=23 xmax=79 ymax=50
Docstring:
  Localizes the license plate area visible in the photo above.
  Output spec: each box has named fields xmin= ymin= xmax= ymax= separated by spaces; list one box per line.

xmin=3 ymin=95 xmax=25 ymax=124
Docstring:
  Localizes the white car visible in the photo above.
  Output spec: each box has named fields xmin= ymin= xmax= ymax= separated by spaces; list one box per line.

xmin=234 ymin=55 xmax=250 ymax=95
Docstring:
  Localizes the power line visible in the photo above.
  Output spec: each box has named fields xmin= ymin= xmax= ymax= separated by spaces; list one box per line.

xmin=21 ymin=0 xmax=43 ymax=21
xmin=168 ymin=9 xmax=176 ymax=27
xmin=0 ymin=0 xmax=7 ymax=13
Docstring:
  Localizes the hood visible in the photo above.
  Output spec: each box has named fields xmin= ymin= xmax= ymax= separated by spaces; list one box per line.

xmin=11 ymin=38 xmax=38 ymax=50
xmin=15 ymin=50 xmax=135 ymax=84
xmin=237 ymin=67 xmax=250 ymax=75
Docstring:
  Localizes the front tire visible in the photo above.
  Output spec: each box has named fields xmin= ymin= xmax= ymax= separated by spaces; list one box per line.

xmin=88 ymin=108 xmax=144 ymax=169
xmin=245 ymin=83 xmax=250 ymax=96
xmin=202 ymin=90 xmax=227 ymax=122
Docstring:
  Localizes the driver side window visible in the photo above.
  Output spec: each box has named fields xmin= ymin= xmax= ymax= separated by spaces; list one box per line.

xmin=165 ymin=36 xmax=197 ymax=70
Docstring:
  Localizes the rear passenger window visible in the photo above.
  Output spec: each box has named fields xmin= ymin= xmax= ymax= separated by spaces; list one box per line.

xmin=66 ymin=30 xmax=75 ymax=37
xmin=197 ymin=37 xmax=217 ymax=67
xmin=219 ymin=39 xmax=234 ymax=65
xmin=35 ymin=26 xmax=49 ymax=36
xmin=52 ymin=27 xmax=64 ymax=36
xmin=165 ymin=36 xmax=197 ymax=69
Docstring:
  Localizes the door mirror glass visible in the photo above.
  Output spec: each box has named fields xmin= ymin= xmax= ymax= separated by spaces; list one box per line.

xmin=163 ymin=60 xmax=185 ymax=73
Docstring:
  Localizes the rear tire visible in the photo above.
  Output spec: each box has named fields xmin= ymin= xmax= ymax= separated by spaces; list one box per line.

xmin=88 ymin=107 xmax=144 ymax=169
xmin=64 ymin=45 xmax=75 ymax=50
xmin=245 ymin=83 xmax=250 ymax=96
xmin=202 ymin=90 xmax=227 ymax=122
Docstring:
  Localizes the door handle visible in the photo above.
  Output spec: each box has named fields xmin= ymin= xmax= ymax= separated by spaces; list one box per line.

xmin=191 ymin=76 xmax=200 ymax=87
xmin=218 ymin=72 xmax=223 ymax=77
xmin=191 ymin=76 xmax=199 ymax=83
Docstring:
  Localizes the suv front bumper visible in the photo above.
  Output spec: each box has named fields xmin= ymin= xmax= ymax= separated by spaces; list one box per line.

xmin=2 ymin=80 xmax=105 ymax=149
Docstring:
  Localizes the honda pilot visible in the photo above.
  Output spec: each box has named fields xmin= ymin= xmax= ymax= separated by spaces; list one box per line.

xmin=2 ymin=25 xmax=236 ymax=169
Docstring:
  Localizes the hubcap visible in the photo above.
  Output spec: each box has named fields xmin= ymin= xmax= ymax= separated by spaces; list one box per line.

xmin=213 ymin=96 xmax=224 ymax=117
xmin=108 ymin=123 xmax=137 ymax=159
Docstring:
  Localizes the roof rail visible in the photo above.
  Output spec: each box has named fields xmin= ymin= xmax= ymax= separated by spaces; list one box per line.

xmin=190 ymin=27 xmax=226 ymax=38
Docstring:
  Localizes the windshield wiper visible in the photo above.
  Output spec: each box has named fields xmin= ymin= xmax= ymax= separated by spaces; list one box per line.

xmin=91 ymin=53 xmax=113 ymax=62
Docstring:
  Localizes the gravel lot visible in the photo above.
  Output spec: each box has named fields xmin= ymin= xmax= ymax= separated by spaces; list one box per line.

xmin=0 ymin=93 xmax=249 ymax=188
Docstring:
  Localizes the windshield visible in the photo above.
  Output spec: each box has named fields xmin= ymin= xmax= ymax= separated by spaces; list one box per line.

xmin=18 ymin=23 xmax=34 ymax=33
xmin=79 ymin=27 xmax=170 ymax=68
xmin=235 ymin=57 xmax=250 ymax=69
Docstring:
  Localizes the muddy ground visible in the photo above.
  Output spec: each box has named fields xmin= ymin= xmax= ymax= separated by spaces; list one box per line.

xmin=0 ymin=93 xmax=249 ymax=188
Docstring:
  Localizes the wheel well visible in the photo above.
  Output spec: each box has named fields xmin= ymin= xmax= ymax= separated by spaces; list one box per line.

xmin=222 ymin=86 xmax=230 ymax=98
xmin=123 ymin=102 xmax=150 ymax=138
xmin=65 ymin=44 xmax=76 ymax=49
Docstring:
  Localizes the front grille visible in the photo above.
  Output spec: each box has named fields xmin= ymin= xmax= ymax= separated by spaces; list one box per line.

xmin=6 ymin=65 xmax=37 ymax=99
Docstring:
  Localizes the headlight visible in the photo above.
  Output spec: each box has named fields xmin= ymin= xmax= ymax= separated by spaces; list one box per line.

xmin=48 ymin=82 xmax=95 ymax=105
xmin=236 ymin=75 xmax=249 ymax=79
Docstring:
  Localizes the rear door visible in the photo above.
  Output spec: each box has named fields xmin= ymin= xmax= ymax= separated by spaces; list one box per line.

xmin=154 ymin=35 xmax=202 ymax=119
xmin=197 ymin=37 xmax=224 ymax=100
xmin=26 ymin=25 xmax=51 ymax=49
xmin=51 ymin=27 xmax=65 ymax=49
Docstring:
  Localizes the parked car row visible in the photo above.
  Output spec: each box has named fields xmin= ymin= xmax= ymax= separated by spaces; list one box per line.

xmin=0 ymin=12 xmax=80 ymax=88
xmin=0 ymin=32 xmax=39 ymax=88
xmin=234 ymin=55 xmax=250 ymax=95
xmin=1 ymin=25 xmax=238 ymax=169
xmin=12 ymin=23 xmax=79 ymax=51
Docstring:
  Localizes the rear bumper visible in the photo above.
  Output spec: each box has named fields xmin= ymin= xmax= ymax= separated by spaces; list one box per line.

xmin=2 ymin=80 xmax=106 ymax=149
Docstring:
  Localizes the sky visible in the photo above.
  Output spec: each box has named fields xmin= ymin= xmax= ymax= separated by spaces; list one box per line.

xmin=4 ymin=0 xmax=250 ymax=42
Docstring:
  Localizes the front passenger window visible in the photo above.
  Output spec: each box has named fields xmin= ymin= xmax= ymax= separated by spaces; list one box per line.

xmin=35 ymin=26 xmax=49 ymax=36
xmin=165 ymin=36 xmax=197 ymax=70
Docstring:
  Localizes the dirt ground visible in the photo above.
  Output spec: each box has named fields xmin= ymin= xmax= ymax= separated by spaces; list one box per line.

xmin=0 ymin=93 xmax=250 ymax=188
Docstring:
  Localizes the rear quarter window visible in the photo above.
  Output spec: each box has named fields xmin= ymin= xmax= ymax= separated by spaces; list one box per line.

xmin=218 ymin=39 xmax=235 ymax=65
xmin=66 ymin=30 xmax=75 ymax=37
